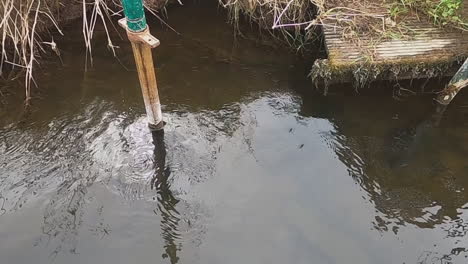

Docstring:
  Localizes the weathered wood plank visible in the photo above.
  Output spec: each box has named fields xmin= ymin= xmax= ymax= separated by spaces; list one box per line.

xmin=322 ymin=7 xmax=468 ymax=83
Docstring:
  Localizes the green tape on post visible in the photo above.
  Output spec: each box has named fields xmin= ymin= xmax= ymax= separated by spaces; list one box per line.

xmin=121 ymin=0 xmax=147 ymax=32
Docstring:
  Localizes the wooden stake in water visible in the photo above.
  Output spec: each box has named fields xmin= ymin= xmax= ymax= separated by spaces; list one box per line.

xmin=119 ymin=0 xmax=164 ymax=130
xmin=437 ymin=58 xmax=468 ymax=106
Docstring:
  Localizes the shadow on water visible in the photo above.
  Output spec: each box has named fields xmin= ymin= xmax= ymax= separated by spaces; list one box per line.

xmin=151 ymin=130 xmax=181 ymax=264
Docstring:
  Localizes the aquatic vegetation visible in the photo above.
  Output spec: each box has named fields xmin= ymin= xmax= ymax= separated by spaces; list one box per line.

xmin=310 ymin=56 xmax=465 ymax=94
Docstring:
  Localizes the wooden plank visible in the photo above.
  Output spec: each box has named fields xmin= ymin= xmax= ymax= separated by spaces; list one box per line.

xmin=322 ymin=6 xmax=468 ymax=82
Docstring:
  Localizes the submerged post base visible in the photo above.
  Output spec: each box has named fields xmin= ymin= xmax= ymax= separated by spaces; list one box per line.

xmin=149 ymin=121 xmax=166 ymax=131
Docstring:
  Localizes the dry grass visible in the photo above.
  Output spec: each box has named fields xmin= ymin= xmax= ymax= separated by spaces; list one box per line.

xmin=219 ymin=0 xmax=321 ymax=48
xmin=2 ymin=0 xmax=465 ymax=102
xmin=0 ymin=0 xmax=171 ymax=104
xmin=0 ymin=0 xmax=120 ymax=104
xmin=1 ymin=0 xmax=51 ymax=103
xmin=219 ymin=0 xmax=321 ymax=28
xmin=220 ymin=0 xmax=465 ymax=90
xmin=220 ymin=0 xmax=466 ymax=51
xmin=218 ymin=0 xmax=405 ymax=50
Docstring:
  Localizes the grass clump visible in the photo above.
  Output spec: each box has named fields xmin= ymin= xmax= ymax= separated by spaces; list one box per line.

xmin=390 ymin=0 xmax=467 ymax=30
xmin=219 ymin=0 xmax=323 ymax=49
xmin=0 ymin=0 xmax=121 ymax=104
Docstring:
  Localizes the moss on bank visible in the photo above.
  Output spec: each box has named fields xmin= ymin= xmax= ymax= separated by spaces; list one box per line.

xmin=311 ymin=56 xmax=466 ymax=95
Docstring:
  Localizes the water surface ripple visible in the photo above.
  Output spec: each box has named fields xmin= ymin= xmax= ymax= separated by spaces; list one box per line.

xmin=1 ymin=2 xmax=468 ymax=264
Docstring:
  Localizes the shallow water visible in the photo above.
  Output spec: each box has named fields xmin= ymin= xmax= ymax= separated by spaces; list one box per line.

xmin=2 ymin=2 xmax=468 ymax=264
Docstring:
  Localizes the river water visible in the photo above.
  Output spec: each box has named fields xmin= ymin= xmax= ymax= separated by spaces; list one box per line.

xmin=1 ymin=2 xmax=468 ymax=264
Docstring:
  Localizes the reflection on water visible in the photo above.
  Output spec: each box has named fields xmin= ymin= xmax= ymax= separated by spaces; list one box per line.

xmin=152 ymin=130 xmax=181 ymax=264
xmin=1 ymin=1 xmax=468 ymax=264
xmin=301 ymin=91 xmax=468 ymax=263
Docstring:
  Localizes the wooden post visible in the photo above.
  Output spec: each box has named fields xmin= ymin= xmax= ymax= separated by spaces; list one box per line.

xmin=437 ymin=58 xmax=468 ymax=105
xmin=119 ymin=0 xmax=164 ymax=130
xmin=128 ymin=32 xmax=164 ymax=130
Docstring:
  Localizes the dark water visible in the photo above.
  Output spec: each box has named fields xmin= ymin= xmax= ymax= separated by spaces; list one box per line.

xmin=2 ymin=2 xmax=468 ymax=264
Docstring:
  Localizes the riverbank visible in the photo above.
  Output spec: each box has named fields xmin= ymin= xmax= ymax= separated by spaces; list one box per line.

xmin=1 ymin=0 xmax=467 ymax=101
xmin=223 ymin=0 xmax=467 ymax=91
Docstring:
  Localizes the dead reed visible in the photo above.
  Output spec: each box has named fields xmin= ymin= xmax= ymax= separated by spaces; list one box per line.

xmin=0 ymin=0 xmax=171 ymax=104
xmin=0 ymin=0 xmax=122 ymax=104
